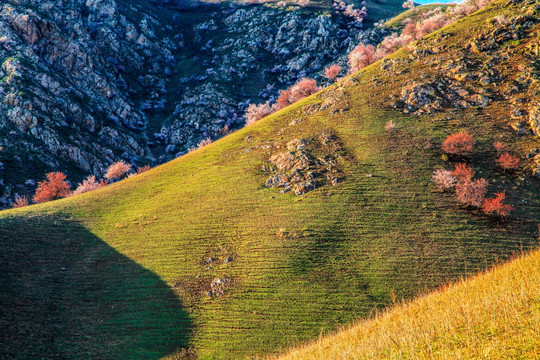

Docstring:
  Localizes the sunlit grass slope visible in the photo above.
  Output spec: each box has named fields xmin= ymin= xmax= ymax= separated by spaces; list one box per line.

xmin=275 ymin=250 xmax=540 ymax=360
xmin=1 ymin=1 xmax=539 ymax=359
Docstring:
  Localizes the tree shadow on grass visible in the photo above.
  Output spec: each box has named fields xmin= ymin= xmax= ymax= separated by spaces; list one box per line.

xmin=0 ymin=214 xmax=193 ymax=360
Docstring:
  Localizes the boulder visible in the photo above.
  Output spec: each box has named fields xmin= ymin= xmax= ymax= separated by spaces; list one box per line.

xmin=401 ymin=83 xmax=436 ymax=108
xmin=269 ymin=151 xmax=310 ymax=172
xmin=12 ymin=14 xmax=41 ymax=45
xmin=529 ymin=103 xmax=540 ymax=136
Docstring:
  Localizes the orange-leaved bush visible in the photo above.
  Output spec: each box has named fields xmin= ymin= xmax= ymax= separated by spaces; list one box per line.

xmin=482 ymin=191 xmax=513 ymax=217
xmin=105 ymin=161 xmax=131 ymax=180
xmin=33 ymin=172 xmax=71 ymax=203
xmin=455 ymin=178 xmax=487 ymax=208
xmin=496 ymin=153 xmax=520 ymax=171
xmin=442 ymin=132 xmax=474 ymax=155
xmin=451 ymin=163 xmax=475 ymax=181
xmin=493 ymin=141 xmax=506 ymax=155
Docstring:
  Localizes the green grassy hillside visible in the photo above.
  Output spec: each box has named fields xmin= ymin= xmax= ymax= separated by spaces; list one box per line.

xmin=1 ymin=1 xmax=539 ymax=359
xmin=275 ymin=250 xmax=540 ymax=359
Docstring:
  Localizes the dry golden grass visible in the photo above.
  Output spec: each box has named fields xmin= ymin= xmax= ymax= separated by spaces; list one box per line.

xmin=275 ymin=250 xmax=540 ymax=360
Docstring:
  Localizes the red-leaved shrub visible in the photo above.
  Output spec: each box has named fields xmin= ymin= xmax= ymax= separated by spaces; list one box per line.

xmin=137 ymin=165 xmax=151 ymax=174
xmin=451 ymin=163 xmax=475 ymax=181
xmin=455 ymin=178 xmax=487 ymax=208
xmin=12 ymin=195 xmax=29 ymax=208
xmin=289 ymin=78 xmax=320 ymax=103
xmin=342 ymin=4 xmax=367 ymax=22
xmin=493 ymin=141 xmax=506 ymax=155
xmin=441 ymin=132 xmax=474 ymax=155
xmin=275 ymin=78 xmax=319 ymax=110
xmin=401 ymin=10 xmax=448 ymax=40
xmin=324 ymin=64 xmax=342 ymax=81
xmin=275 ymin=89 xmax=291 ymax=111
xmin=105 ymin=161 xmax=131 ymax=180
xmin=33 ymin=172 xmax=71 ymax=203
xmin=496 ymin=153 xmax=520 ymax=171
xmin=482 ymin=191 xmax=513 ymax=217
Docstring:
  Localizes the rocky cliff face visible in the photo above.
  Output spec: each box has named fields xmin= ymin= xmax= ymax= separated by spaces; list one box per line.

xmin=0 ymin=0 xmax=400 ymax=205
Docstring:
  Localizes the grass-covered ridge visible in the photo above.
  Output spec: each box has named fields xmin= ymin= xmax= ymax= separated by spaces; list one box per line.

xmin=1 ymin=0 xmax=539 ymax=359
xmin=275 ymin=250 xmax=540 ymax=359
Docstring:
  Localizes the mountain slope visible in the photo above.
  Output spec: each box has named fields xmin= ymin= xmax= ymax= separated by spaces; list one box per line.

xmin=1 ymin=0 xmax=539 ymax=359
xmin=275 ymin=250 xmax=540 ymax=360
xmin=0 ymin=0 xmax=401 ymax=205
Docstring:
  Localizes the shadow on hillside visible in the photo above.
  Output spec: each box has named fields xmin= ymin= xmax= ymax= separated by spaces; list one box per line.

xmin=289 ymin=210 xmax=540 ymax=311
xmin=0 ymin=214 xmax=192 ymax=359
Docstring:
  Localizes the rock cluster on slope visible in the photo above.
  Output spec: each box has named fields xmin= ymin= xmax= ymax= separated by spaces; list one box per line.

xmin=388 ymin=11 xmax=539 ymax=119
xmin=265 ymin=133 xmax=345 ymax=195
